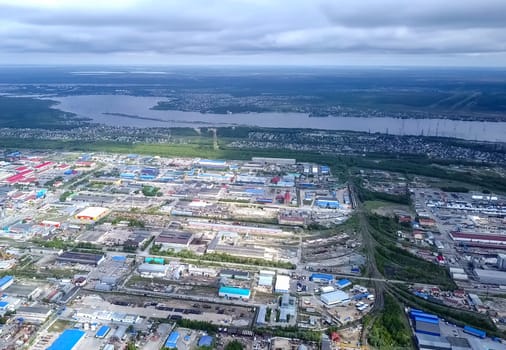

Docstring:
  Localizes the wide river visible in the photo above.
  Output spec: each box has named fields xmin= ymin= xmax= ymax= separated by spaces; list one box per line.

xmin=54 ymin=95 xmax=506 ymax=142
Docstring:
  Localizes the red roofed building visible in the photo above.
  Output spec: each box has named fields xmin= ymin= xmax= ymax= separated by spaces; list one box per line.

xmin=419 ymin=218 xmax=437 ymax=227
xmin=398 ymin=215 xmax=412 ymax=223
xmin=453 ymin=289 xmax=466 ymax=298
xmin=450 ymin=231 xmax=506 ymax=245
xmin=15 ymin=166 xmax=29 ymax=172
xmin=6 ymin=173 xmax=25 ymax=183
xmin=34 ymin=161 xmax=54 ymax=172
xmin=330 ymin=332 xmax=340 ymax=342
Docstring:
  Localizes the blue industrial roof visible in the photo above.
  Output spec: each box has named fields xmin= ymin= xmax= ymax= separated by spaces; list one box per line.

xmin=95 ymin=325 xmax=110 ymax=338
xmin=245 ymin=188 xmax=264 ymax=195
xmin=310 ymin=273 xmax=333 ymax=280
xmin=410 ymin=311 xmax=438 ymax=320
xmin=48 ymin=329 xmax=85 ymax=350
xmin=0 ymin=301 xmax=8 ymax=308
xmin=351 ymin=293 xmax=369 ymax=300
xmin=198 ymin=335 xmax=213 ymax=347
xmin=165 ymin=331 xmax=180 ymax=348
xmin=111 ymin=256 xmax=126 ymax=262
xmin=0 ymin=275 xmax=13 ymax=287
xmin=256 ymin=198 xmax=273 ymax=203
xmin=464 ymin=325 xmax=486 ymax=338
xmin=336 ymin=279 xmax=351 ymax=287
xmin=415 ymin=316 xmax=439 ymax=325
xmin=414 ymin=291 xmax=429 ymax=299
xmin=219 ymin=286 xmax=250 ymax=296
xmin=145 ymin=257 xmax=165 ymax=264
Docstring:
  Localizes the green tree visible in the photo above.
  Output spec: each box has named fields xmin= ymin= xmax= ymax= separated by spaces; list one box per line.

xmin=225 ymin=340 xmax=244 ymax=350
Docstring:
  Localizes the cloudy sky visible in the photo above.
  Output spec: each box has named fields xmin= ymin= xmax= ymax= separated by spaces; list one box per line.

xmin=1 ymin=0 xmax=505 ymax=66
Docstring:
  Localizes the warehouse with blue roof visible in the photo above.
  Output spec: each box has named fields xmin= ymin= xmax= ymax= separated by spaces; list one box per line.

xmin=0 ymin=275 xmax=14 ymax=291
xmin=95 ymin=325 xmax=110 ymax=338
xmin=218 ymin=286 xmax=251 ymax=300
xmin=414 ymin=317 xmax=440 ymax=336
xmin=309 ymin=273 xmax=333 ymax=283
xmin=111 ymin=255 xmax=126 ymax=263
xmin=409 ymin=310 xmax=438 ymax=321
xmin=198 ymin=335 xmax=213 ymax=347
xmin=165 ymin=331 xmax=180 ymax=349
xmin=463 ymin=325 xmax=486 ymax=338
xmin=336 ymin=279 xmax=352 ymax=289
xmin=351 ymin=293 xmax=370 ymax=301
xmin=408 ymin=309 xmax=441 ymax=337
xmin=48 ymin=329 xmax=85 ymax=350
xmin=315 ymin=197 xmax=340 ymax=209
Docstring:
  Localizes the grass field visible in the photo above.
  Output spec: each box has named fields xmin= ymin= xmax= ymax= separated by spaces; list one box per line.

xmin=363 ymin=200 xmax=412 ymax=216
xmin=48 ymin=319 xmax=74 ymax=333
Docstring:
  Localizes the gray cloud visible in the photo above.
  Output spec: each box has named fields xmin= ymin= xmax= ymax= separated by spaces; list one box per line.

xmin=0 ymin=0 xmax=505 ymax=65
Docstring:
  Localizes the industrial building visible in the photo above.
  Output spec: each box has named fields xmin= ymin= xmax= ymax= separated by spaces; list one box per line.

xmin=0 ymin=275 xmax=14 ymax=291
xmin=74 ymin=206 xmax=110 ymax=221
xmin=309 ymin=273 xmax=333 ymax=283
xmin=16 ymin=305 xmax=52 ymax=324
xmin=315 ymin=197 xmax=340 ymax=209
xmin=4 ymin=283 xmax=40 ymax=299
xmin=218 ymin=286 xmax=251 ymax=300
xmin=165 ymin=331 xmax=180 ymax=349
xmin=210 ymin=244 xmax=267 ymax=260
xmin=409 ymin=309 xmax=441 ymax=337
xmin=197 ymin=159 xmax=229 ymax=169
xmin=48 ymin=329 xmax=86 ymax=350
xmin=113 ymin=325 xmax=128 ymax=340
xmin=258 ymin=270 xmax=275 ymax=287
xmin=256 ymin=305 xmax=267 ymax=325
xmin=198 ymin=335 xmax=213 ymax=347
xmin=335 ymin=279 xmax=352 ymax=289
xmin=220 ymin=269 xmax=250 ymax=280
xmin=320 ymin=290 xmax=350 ymax=306
xmin=252 ymin=157 xmax=296 ymax=165
xmin=188 ymin=220 xmax=285 ymax=236
xmin=321 ymin=286 xmax=334 ymax=294
xmin=475 ymin=269 xmax=506 ymax=285
xmin=188 ymin=265 xmax=217 ymax=277
xmin=274 ymin=275 xmax=290 ymax=293
xmin=95 ymin=325 xmax=111 ymax=338
xmin=138 ymin=263 xmax=168 ymax=277
xmin=449 ymin=231 xmax=506 ymax=246
xmin=498 ymin=254 xmax=506 ymax=271
xmin=463 ymin=325 xmax=486 ymax=338
xmin=154 ymin=231 xmax=193 ymax=251
xmin=279 ymin=293 xmax=297 ymax=322
xmin=414 ymin=333 xmax=451 ymax=350
xmin=56 ymin=251 xmax=106 ymax=266
xmin=414 ymin=316 xmax=440 ymax=337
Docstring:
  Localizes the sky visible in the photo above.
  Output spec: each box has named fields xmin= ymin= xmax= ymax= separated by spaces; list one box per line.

xmin=0 ymin=0 xmax=505 ymax=66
